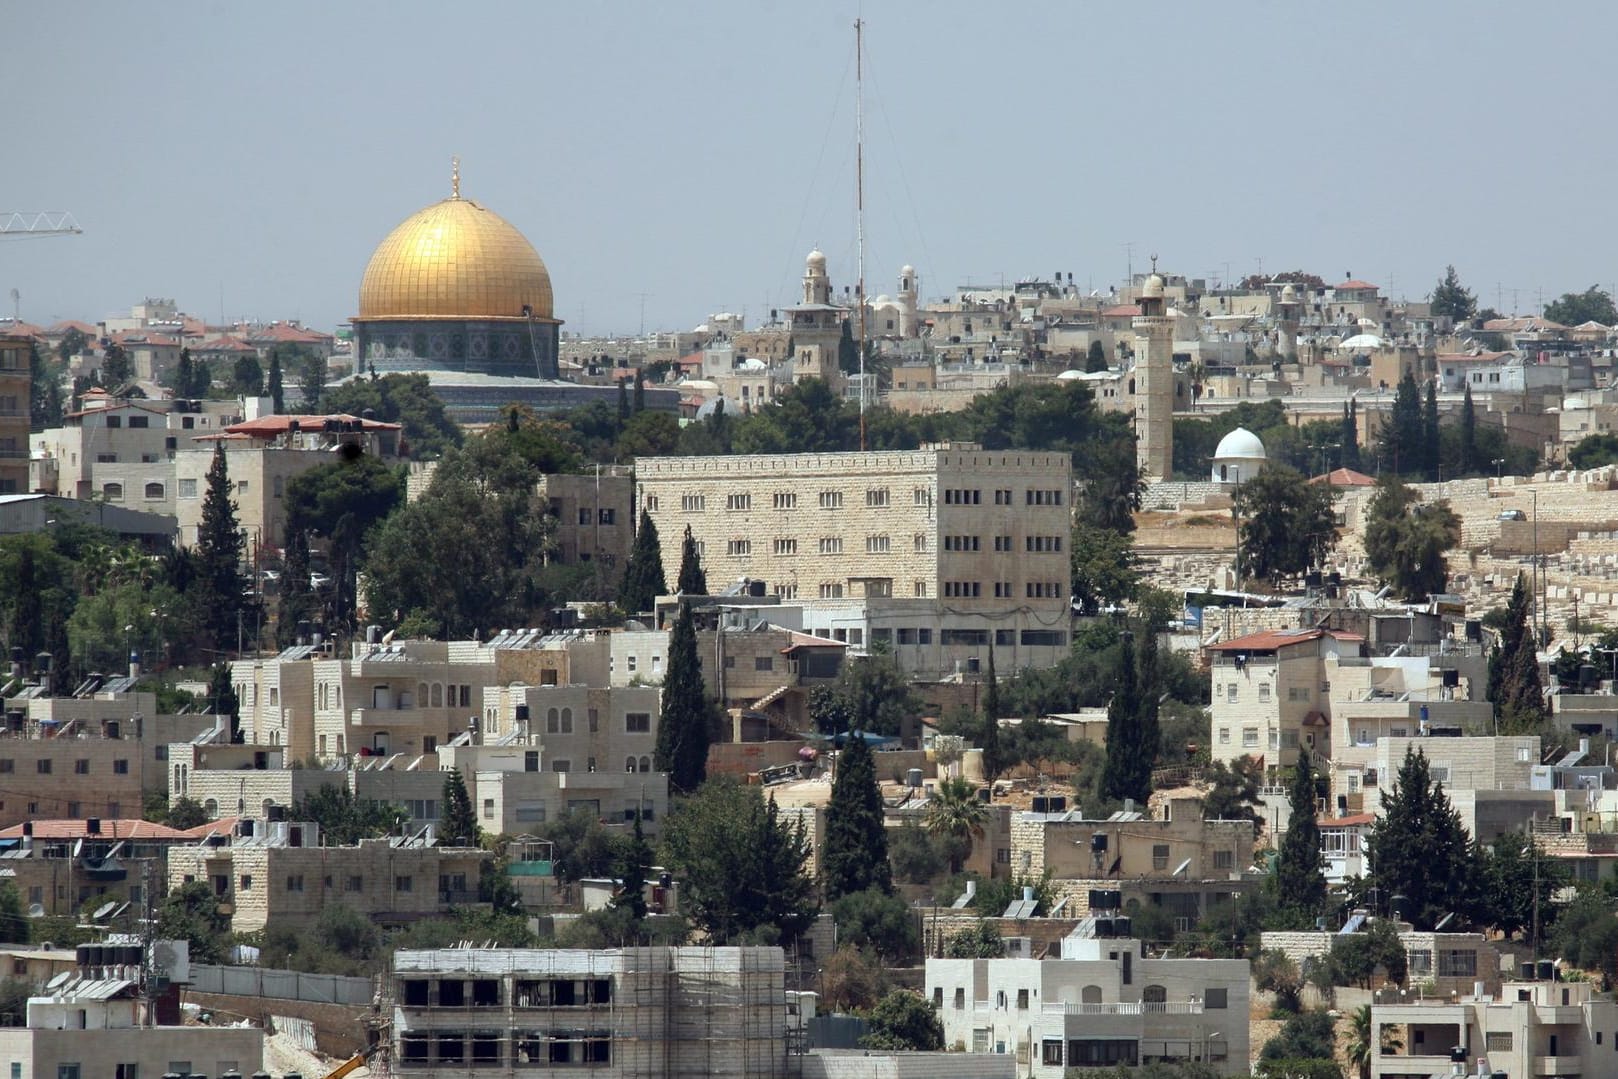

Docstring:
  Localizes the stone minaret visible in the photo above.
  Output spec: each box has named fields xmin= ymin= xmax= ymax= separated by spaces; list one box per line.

xmin=803 ymin=249 xmax=831 ymax=305
xmin=1133 ymin=265 xmax=1174 ymax=482
xmin=1277 ymin=282 xmax=1301 ymax=362
xmin=898 ymin=264 xmax=918 ymax=338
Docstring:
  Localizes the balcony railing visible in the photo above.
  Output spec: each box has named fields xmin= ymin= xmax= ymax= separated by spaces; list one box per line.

xmin=1041 ymin=1000 xmax=1204 ymax=1015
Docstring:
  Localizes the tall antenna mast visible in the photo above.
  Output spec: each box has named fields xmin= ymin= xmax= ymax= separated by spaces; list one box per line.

xmin=855 ymin=17 xmax=867 ymax=451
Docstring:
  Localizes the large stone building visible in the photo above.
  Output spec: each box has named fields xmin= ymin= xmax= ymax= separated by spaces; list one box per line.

xmin=0 ymin=337 xmax=28 ymax=494
xmin=635 ymin=443 xmax=1074 ymax=676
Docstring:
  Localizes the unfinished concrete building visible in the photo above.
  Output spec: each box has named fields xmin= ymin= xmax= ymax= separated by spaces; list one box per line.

xmin=393 ymin=947 xmax=795 ymax=1079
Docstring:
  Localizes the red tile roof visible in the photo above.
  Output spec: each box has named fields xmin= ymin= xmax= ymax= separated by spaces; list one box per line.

xmin=64 ymin=401 xmax=170 ymax=420
xmin=193 ymin=335 xmax=257 ymax=353
xmin=1318 ymin=813 xmax=1375 ymax=828
xmin=222 ymin=413 xmax=401 ymax=437
xmin=110 ymin=330 xmax=180 ymax=347
xmin=1101 ymin=304 xmax=1142 ymax=318
xmin=47 ymin=320 xmax=98 ymax=336
xmin=1334 ymin=280 xmax=1378 ymax=291
xmin=0 ymin=819 xmax=189 ymax=840
xmin=0 ymin=320 xmax=45 ymax=338
xmin=248 ymin=323 xmax=332 ymax=345
xmin=178 ymin=816 xmax=241 ymax=839
xmin=1310 ymin=467 xmax=1376 ymax=487
xmin=1204 ymin=627 xmax=1363 ymax=653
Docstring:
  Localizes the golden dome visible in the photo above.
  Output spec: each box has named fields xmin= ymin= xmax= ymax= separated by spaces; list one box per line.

xmin=357 ymin=195 xmax=555 ymax=321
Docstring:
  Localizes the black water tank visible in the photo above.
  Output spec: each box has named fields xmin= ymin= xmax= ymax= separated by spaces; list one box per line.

xmin=515 ymin=704 xmax=530 ymax=723
xmin=267 ymin=804 xmax=286 ymax=823
xmin=86 ymin=818 xmax=100 ymax=835
xmin=1091 ymin=833 xmax=1109 ymax=851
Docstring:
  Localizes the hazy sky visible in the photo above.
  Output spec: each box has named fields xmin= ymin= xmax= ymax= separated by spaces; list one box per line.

xmin=5 ymin=1 xmax=1615 ymax=337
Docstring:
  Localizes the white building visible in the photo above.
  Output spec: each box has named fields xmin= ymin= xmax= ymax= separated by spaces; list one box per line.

xmin=1210 ymin=426 xmax=1265 ymax=486
xmin=926 ymin=926 xmax=1248 ymax=1076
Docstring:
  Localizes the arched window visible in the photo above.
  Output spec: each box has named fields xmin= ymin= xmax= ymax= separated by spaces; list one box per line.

xmin=626 ymin=757 xmax=637 ymax=773
xmin=431 ymin=684 xmax=443 ymax=707
xmin=203 ymin=798 xmax=219 ymax=818
xmin=560 ymin=708 xmax=573 ymax=733
xmin=547 ymin=708 xmax=560 ymax=733
xmin=417 ymin=683 xmax=428 ymax=707
xmin=261 ymin=799 xmax=274 ymax=818
xmin=1142 ymin=985 xmax=1167 ymax=1010
xmin=1081 ymin=985 xmax=1103 ymax=1004
xmin=639 ymin=756 xmax=651 ymax=773
xmin=102 ymin=482 xmax=124 ymax=502
xmin=144 ymin=482 xmax=164 ymax=499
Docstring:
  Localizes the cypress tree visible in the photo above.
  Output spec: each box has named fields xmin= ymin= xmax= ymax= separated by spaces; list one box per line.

xmin=1136 ymin=628 xmax=1161 ymax=769
xmin=1423 ymin=381 xmax=1441 ymax=482
xmin=5 ymin=546 xmax=44 ymax=662
xmin=1488 ymin=573 xmax=1545 ymax=731
xmin=195 ymin=443 xmax=249 ymax=651
xmin=1346 ymin=398 xmax=1361 ymax=469
xmin=614 ymin=811 xmax=652 ymax=921
xmin=1459 ymin=383 xmax=1477 ymax=476
xmin=617 ymin=379 xmax=631 ymax=424
xmin=980 ymin=645 xmax=1003 ymax=779
xmin=654 ymin=603 xmax=711 ymax=792
xmin=676 ymin=524 xmax=707 ymax=595
xmin=822 ymin=732 xmax=892 ymax=898
xmin=619 ymin=510 xmax=667 ymax=615
xmin=208 ymin=663 xmax=240 ymax=743
xmin=267 ymin=353 xmax=285 ymax=413
xmin=1276 ymin=749 xmax=1326 ymax=924
xmin=275 ymin=527 xmax=314 ymax=648
xmin=632 ymin=375 xmax=646 ymax=414
xmin=1366 ymin=747 xmax=1476 ymax=929
xmin=441 ymin=768 xmax=480 ymax=845
xmin=1101 ymin=632 xmax=1150 ymax=806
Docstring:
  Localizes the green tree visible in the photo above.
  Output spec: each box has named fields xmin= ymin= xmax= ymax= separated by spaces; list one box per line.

xmin=1234 ymin=465 xmax=1338 ymax=584
xmin=1259 ymin=1010 xmax=1339 ymax=1070
xmin=28 ymin=341 xmax=65 ymax=430
xmin=1544 ymin=285 xmax=1618 ymax=327
xmin=1550 ymin=882 xmax=1618 ymax=980
xmin=860 ymin=990 xmax=943 ymax=1052
xmin=828 ymin=887 xmax=916 ymax=961
xmin=1347 ymin=1002 xmax=1402 ymax=1079
xmin=1429 ymin=265 xmax=1477 ymax=322
xmin=1366 ymin=747 xmax=1476 ymax=930
xmin=266 ymin=352 xmax=285 ymax=413
xmin=820 ymin=945 xmax=887 ymax=1012
xmin=1376 ymin=370 xmax=1425 ymax=476
xmin=660 ymin=778 xmax=817 ymax=944
xmin=1569 ymin=431 xmax=1618 ymax=470
xmin=291 ymin=785 xmax=405 ymax=845
xmin=1070 ymin=522 xmax=1139 ymax=614
xmin=1199 ymin=758 xmax=1263 ymax=836
xmin=1252 ymin=949 xmax=1303 ymax=1013
xmin=654 ymin=603 xmax=711 ymax=793
xmin=4 ymin=545 xmax=44 ymax=660
xmin=193 ymin=444 xmax=250 ymax=651
xmin=822 ymin=733 xmax=892 ymax=898
xmin=618 ymin=510 xmax=667 ymax=615
xmin=0 ymin=883 xmax=28 ymax=943
xmin=275 ymin=526 xmax=316 ymax=648
xmin=980 ymin=646 xmax=1004 ymax=780
xmin=232 ymin=354 xmax=264 ymax=397
xmin=1423 ymin=381 xmax=1440 ymax=481
xmin=833 ymin=653 xmax=918 ymax=738
xmin=163 ymin=796 xmax=209 ymax=830
xmin=943 ymin=921 xmax=1005 ymax=958
xmin=1340 ymin=399 xmax=1360 ymax=471
xmin=441 ymin=769 xmax=480 ymax=845
xmin=1480 ymin=834 xmax=1562 ymax=944
xmin=613 ymin=812 xmax=652 ymax=921
xmin=1084 ymin=339 xmax=1108 ymax=373
xmin=66 ymin=578 xmax=186 ymax=675
xmin=675 ymin=524 xmax=707 ymax=595
xmin=285 ymin=454 xmax=403 ymax=629
xmin=156 ymin=882 xmax=231 ymax=964
xmin=539 ymin=811 xmax=629 ymax=884
xmin=297 ymin=350 xmax=327 ymax=410
xmin=1276 ymin=752 xmax=1327 ymax=925
xmin=208 ymin=662 xmax=239 ymax=741
xmin=1488 ymin=573 xmax=1546 ymax=732
xmin=889 ymin=820 xmax=949 ymax=884
xmin=1450 ymin=389 xmax=1474 ymax=482
xmin=100 ymin=342 xmax=132 ymax=386
xmin=1362 ymin=475 xmax=1461 ymax=601
xmin=924 ymin=776 xmax=987 ymax=874
xmin=1101 ymin=632 xmax=1151 ymax=806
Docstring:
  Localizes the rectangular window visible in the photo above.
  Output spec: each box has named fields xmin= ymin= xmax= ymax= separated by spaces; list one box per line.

xmin=1218 ymin=727 xmax=1229 ymax=744
xmin=239 ymin=875 xmax=253 ymax=891
xmin=681 ymin=494 xmax=705 ymax=512
xmin=726 ymin=493 xmax=751 ymax=511
xmin=994 ymin=489 xmax=1013 ymax=505
xmin=74 ymin=759 xmax=89 ymax=775
xmin=1025 ymin=489 xmax=1063 ymax=505
xmin=774 ymin=492 xmax=797 ymax=509
xmin=913 ymin=533 xmax=928 ymax=552
xmin=818 ymin=490 xmax=843 ymax=509
xmin=1205 ymin=988 xmax=1228 ymax=1009
xmin=943 ymin=582 xmax=982 ymax=598
xmin=1242 ymin=727 xmax=1258 ymax=747
xmin=59 ymin=1066 xmax=81 ymax=1079
xmin=1042 ymin=1041 xmax=1064 ymax=1066
xmin=1485 ymin=1032 xmax=1512 ymax=1052
xmin=818 ymin=537 xmax=843 ymax=554
xmin=1025 ymin=582 xmax=1062 ymax=598
xmin=993 ymin=535 xmax=1012 ymax=552
xmin=1020 ymin=630 xmax=1067 ymax=646
xmin=643 ymin=495 xmax=659 ymax=512
xmin=865 ymin=488 xmax=890 ymax=507
xmin=1213 ymin=850 xmax=1234 ymax=869
xmin=866 ymin=535 xmax=890 ymax=553
xmin=285 ymin=875 xmax=304 ymax=892
xmin=939 ymin=629 xmax=988 ymax=646
xmin=483 ymin=799 xmax=495 ymax=819
xmin=345 ymin=875 xmax=363 ymax=892
xmin=1025 ymin=536 xmax=1062 ymax=552
xmin=914 ymin=581 xmax=927 ymax=597
xmin=943 ymin=535 xmax=980 ymax=552
xmin=1227 ymin=684 xmax=1238 ymax=703
xmin=773 ymin=538 xmax=797 ymax=555
xmin=726 ymin=539 xmax=751 ymax=556
xmin=396 ymin=875 xmax=414 ymax=893
xmin=913 ymin=487 xmax=930 ymax=505
xmin=178 ymin=477 xmax=198 ymax=499
xmin=1288 ymin=686 xmax=1310 ymax=701
xmin=754 ymin=656 xmax=773 ymax=671
xmin=819 ymin=583 xmax=844 ymax=598
xmin=1438 ymin=950 xmax=1476 ymax=977
xmin=1258 ymin=684 xmax=1271 ymax=702
xmin=1152 ymin=844 xmax=1170 ymax=870
xmin=598 ymin=508 xmax=615 ymax=525
xmin=625 ymin=712 xmax=651 ymax=733
xmin=37 ymin=759 xmax=50 ymax=775
xmin=115 ymin=1065 xmax=138 ymax=1079
xmin=993 ymin=582 xmax=1011 ymax=597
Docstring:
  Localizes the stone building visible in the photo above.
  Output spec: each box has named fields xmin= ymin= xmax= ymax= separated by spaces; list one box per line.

xmin=1132 ymin=270 xmax=1174 ymax=482
xmin=0 ymin=337 xmax=28 ymax=494
xmin=392 ymin=947 xmax=795 ymax=1079
xmin=926 ymin=927 xmax=1248 ymax=1075
xmin=636 ymin=443 xmax=1074 ymax=677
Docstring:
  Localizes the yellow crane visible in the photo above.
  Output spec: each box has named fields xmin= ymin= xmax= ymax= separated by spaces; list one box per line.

xmin=323 ymin=1042 xmax=382 ymax=1079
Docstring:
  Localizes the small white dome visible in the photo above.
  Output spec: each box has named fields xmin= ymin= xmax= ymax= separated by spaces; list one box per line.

xmin=901 ymin=264 xmax=916 ymax=277
xmin=806 ymin=249 xmax=827 ymax=269
xmin=1280 ymin=283 xmax=1298 ymax=302
xmin=1142 ymin=273 xmax=1166 ymax=299
xmin=1214 ymin=426 xmax=1267 ymax=461
xmin=1056 ymin=369 xmax=1084 ymax=381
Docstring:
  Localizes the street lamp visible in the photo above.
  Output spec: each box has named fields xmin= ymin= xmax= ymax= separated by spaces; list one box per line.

xmin=1493 ymin=457 xmax=1506 ymax=480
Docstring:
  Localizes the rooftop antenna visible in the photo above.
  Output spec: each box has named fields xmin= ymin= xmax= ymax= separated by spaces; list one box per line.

xmin=855 ymin=17 xmax=868 ymax=451
xmin=451 ymin=155 xmax=461 ymax=200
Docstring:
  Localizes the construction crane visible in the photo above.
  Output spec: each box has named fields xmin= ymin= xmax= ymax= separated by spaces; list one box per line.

xmin=0 ymin=211 xmax=82 ymax=238
xmin=323 ymin=1042 xmax=384 ymax=1079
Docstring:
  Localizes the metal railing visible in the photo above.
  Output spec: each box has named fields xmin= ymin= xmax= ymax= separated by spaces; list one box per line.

xmin=1041 ymin=1000 xmax=1204 ymax=1015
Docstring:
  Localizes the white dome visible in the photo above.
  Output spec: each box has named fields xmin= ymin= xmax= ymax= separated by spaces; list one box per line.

xmin=901 ymin=264 xmax=915 ymax=276
xmin=1214 ymin=426 xmax=1266 ymax=461
xmin=806 ymin=249 xmax=827 ymax=269
xmin=1280 ymin=283 xmax=1298 ymax=302
xmin=1056 ymin=369 xmax=1084 ymax=380
xmin=738 ymin=356 xmax=767 ymax=370
xmin=1141 ymin=273 xmax=1166 ymax=299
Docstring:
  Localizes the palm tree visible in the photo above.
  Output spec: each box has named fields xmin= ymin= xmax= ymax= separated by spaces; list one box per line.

xmin=1347 ymin=1003 xmax=1401 ymax=1079
xmin=1187 ymin=361 xmax=1207 ymax=412
xmin=924 ymin=776 xmax=988 ymax=874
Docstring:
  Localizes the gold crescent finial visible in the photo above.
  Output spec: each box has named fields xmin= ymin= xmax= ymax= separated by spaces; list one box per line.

xmin=1150 ymin=253 xmax=1159 ymax=272
xmin=451 ymin=156 xmax=461 ymax=199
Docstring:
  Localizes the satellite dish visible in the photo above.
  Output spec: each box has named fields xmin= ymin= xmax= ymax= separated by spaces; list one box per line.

xmin=1174 ymin=859 xmax=1192 ymax=877
xmin=26 ymin=903 xmax=44 ymax=918
xmin=92 ymin=901 xmax=116 ymax=921
xmin=44 ymin=972 xmax=71 ymax=991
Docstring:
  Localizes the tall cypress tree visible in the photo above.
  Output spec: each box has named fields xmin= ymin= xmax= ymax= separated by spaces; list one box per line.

xmin=1136 ymin=628 xmax=1161 ymax=770
xmin=195 ymin=443 xmax=248 ymax=651
xmin=676 ymin=524 xmax=707 ymax=595
xmin=822 ymin=732 xmax=892 ymax=898
xmin=1276 ymin=749 xmax=1326 ymax=924
xmin=619 ymin=510 xmax=667 ymax=615
xmin=1101 ymin=632 xmax=1150 ymax=806
xmin=1488 ymin=573 xmax=1545 ymax=732
xmin=614 ymin=811 xmax=652 ymax=921
xmin=617 ymin=379 xmax=631 ymax=424
xmin=208 ymin=663 xmax=240 ymax=742
xmin=1459 ymin=383 xmax=1477 ymax=476
xmin=441 ymin=768 xmax=480 ymax=846
xmin=654 ymin=603 xmax=711 ymax=792
xmin=276 ymin=527 xmax=314 ymax=648
xmin=1346 ymin=398 xmax=1361 ymax=470
xmin=44 ymin=610 xmax=71 ymax=695
xmin=632 ymin=375 xmax=646 ymax=414
xmin=1366 ymin=747 xmax=1476 ymax=929
xmin=5 ymin=546 xmax=44 ymax=662
xmin=267 ymin=353 xmax=285 ymax=413
xmin=980 ymin=646 xmax=1004 ymax=780
xmin=1423 ymin=381 xmax=1441 ymax=482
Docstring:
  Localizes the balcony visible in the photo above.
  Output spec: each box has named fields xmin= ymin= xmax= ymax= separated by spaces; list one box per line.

xmin=1534 ymin=1057 xmax=1582 ymax=1076
xmin=1042 ymin=1001 xmax=1204 ymax=1015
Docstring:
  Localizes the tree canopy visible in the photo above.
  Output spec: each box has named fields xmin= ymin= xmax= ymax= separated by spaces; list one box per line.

xmin=822 ymin=734 xmax=892 ymax=899
xmin=1429 ymin=265 xmax=1477 ymax=322
xmin=1365 ymin=748 xmax=1474 ymax=930
xmin=1544 ymin=285 xmax=1618 ymax=327
xmin=1233 ymin=465 xmax=1338 ymax=585
xmin=653 ymin=603 xmax=711 ymax=793
xmin=322 ymin=372 xmax=462 ymax=458
xmin=1362 ymin=475 xmax=1460 ymax=601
